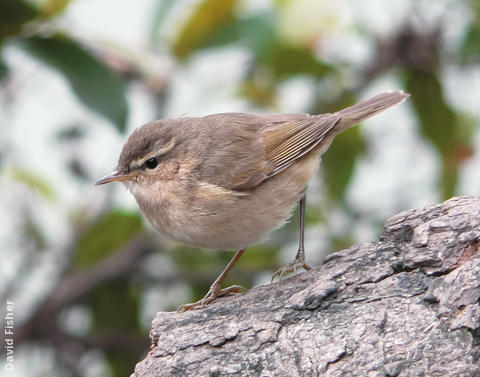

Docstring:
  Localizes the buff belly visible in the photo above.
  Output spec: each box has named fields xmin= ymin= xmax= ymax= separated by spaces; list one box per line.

xmin=128 ymin=152 xmax=320 ymax=250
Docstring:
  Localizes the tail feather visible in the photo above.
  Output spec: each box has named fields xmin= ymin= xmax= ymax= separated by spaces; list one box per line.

xmin=333 ymin=90 xmax=410 ymax=133
xmin=261 ymin=90 xmax=409 ymax=180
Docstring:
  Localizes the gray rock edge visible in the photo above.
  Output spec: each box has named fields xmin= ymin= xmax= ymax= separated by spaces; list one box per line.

xmin=133 ymin=196 xmax=480 ymax=377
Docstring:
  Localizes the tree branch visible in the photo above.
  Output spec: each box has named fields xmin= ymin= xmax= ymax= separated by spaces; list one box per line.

xmin=133 ymin=196 xmax=480 ymax=377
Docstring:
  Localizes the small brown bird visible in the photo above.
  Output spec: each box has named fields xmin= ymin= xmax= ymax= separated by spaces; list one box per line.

xmin=96 ymin=91 xmax=409 ymax=311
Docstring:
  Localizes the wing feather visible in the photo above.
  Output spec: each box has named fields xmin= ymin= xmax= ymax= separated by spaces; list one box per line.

xmin=227 ymin=91 xmax=409 ymax=190
xmin=262 ymin=114 xmax=339 ymax=176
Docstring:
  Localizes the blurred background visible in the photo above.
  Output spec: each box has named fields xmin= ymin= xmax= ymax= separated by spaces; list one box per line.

xmin=1 ymin=0 xmax=479 ymax=375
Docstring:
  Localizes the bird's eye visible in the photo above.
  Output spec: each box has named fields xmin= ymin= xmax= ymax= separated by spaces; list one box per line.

xmin=145 ymin=157 xmax=158 ymax=169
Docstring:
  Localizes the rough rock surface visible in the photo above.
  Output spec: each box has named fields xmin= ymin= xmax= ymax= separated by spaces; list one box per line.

xmin=133 ymin=196 xmax=480 ymax=377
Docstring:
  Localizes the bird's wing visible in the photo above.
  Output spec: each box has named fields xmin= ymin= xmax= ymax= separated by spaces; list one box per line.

xmin=260 ymin=113 xmax=339 ymax=178
xmin=228 ymin=113 xmax=340 ymax=190
xmin=194 ymin=113 xmax=277 ymax=190
xmin=200 ymin=91 xmax=409 ymax=191
xmin=195 ymin=112 xmax=339 ymax=191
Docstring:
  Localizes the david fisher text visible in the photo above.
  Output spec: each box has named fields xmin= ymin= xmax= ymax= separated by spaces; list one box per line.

xmin=4 ymin=300 xmax=13 ymax=372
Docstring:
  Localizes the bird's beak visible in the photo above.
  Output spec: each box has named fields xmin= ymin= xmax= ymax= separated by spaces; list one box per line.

xmin=95 ymin=170 xmax=131 ymax=185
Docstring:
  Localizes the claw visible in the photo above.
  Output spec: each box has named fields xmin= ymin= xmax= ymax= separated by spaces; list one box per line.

xmin=271 ymin=257 xmax=311 ymax=282
xmin=178 ymin=248 xmax=248 ymax=312
xmin=178 ymin=284 xmax=247 ymax=312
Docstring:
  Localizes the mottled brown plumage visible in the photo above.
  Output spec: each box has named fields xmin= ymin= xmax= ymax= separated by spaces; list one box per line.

xmin=96 ymin=90 xmax=409 ymax=310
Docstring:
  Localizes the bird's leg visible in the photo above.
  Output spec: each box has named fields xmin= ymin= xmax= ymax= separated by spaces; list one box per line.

xmin=271 ymin=194 xmax=311 ymax=282
xmin=178 ymin=248 xmax=248 ymax=312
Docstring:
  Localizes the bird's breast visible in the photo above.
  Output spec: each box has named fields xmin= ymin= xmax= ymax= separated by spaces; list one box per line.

xmin=125 ymin=152 xmax=320 ymax=250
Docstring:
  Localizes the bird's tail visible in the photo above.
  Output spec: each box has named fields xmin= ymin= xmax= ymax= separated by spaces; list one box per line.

xmin=333 ymin=91 xmax=410 ymax=133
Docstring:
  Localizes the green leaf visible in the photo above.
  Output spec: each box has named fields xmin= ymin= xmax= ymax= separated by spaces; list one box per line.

xmin=304 ymin=202 xmax=325 ymax=225
xmin=0 ymin=53 xmax=9 ymax=81
xmin=149 ymin=0 xmax=178 ymax=47
xmin=23 ymin=217 xmax=47 ymax=250
xmin=405 ymin=69 xmax=473 ymax=199
xmin=331 ymin=234 xmax=355 ymax=253
xmin=265 ymin=44 xmax=334 ymax=79
xmin=202 ymin=15 xmax=276 ymax=57
xmin=168 ymin=246 xmax=222 ymax=271
xmin=239 ymin=76 xmax=277 ymax=107
xmin=202 ymin=15 xmax=333 ymax=79
xmin=460 ymin=25 xmax=480 ymax=64
xmin=315 ymin=93 xmax=366 ymax=200
xmin=90 ymin=280 xmax=141 ymax=332
xmin=459 ymin=0 xmax=480 ymax=64
xmin=274 ymin=0 xmax=293 ymax=6
xmin=40 ymin=0 xmax=72 ymax=18
xmin=11 ymin=167 xmax=55 ymax=200
xmin=75 ymin=210 xmax=143 ymax=268
xmin=322 ymin=126 xmax=365 ymax=200
xmin=235 ymin=245 xmax=278 ymax=269
xmin=89 ymin=280 xmax=144 ymax=376
xmin=172 ymin=0 xmax=240 ymax=58
xmin=20 ymin=35 xmax=128 ymax=132
xmin=0 ymin=0 xmax=39 ymax=39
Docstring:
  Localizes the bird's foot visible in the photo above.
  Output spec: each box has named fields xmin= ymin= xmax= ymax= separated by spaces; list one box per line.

xmin=271 ymin=255 xmax=311 ymax=282
xmin=177 ymin=283 xmax=247 ymax=312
